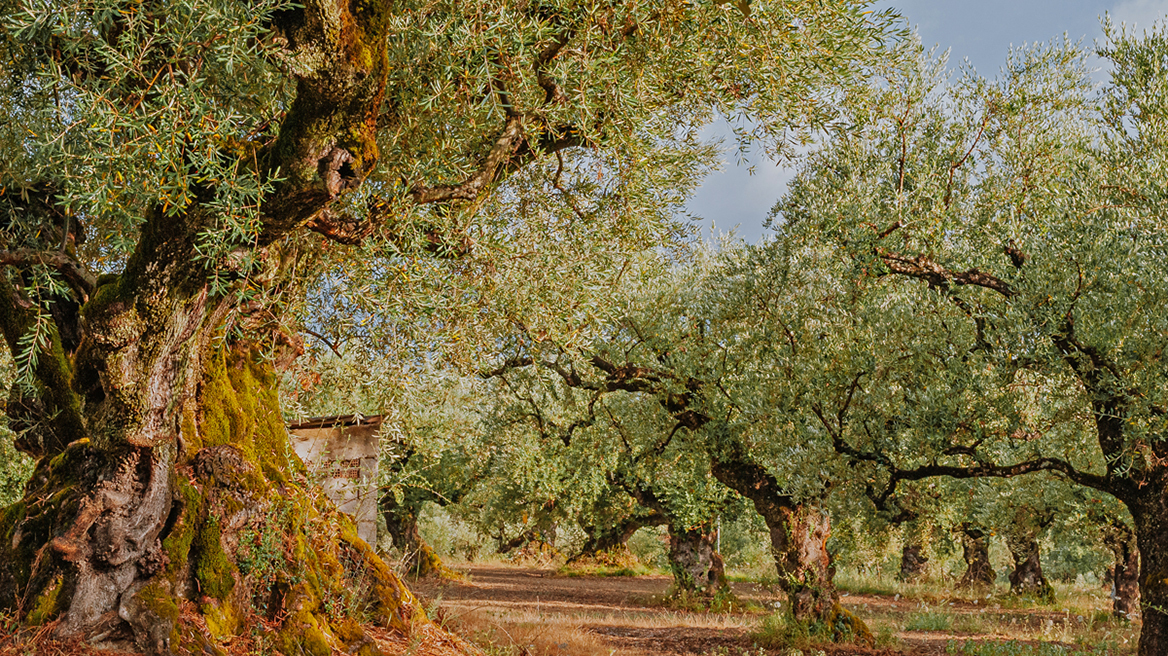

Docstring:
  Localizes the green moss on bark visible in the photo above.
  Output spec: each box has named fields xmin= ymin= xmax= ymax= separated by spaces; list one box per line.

xmin=24 ymin=575 xmax=63 ymax=625
xmin=193 ymin=515 xmax=236 ymax=600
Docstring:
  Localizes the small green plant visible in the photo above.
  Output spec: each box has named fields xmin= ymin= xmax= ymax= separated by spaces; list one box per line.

xmin=904 ymin=608 xmax=955 ymax=631
xmin=945 ymin=640 xmax=1119 ymax=655
xmin=755 ymin=611 xmax=841 ymax=649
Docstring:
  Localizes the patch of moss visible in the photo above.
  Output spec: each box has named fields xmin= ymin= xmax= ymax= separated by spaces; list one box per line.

xmin=193 ymin=515 xmax=235 ymax=600
xmin=131 ymin=580 xmax=181 ymax=646
xmin=200 ymin=598 xmax=237 ymax=640
xmin=197 ymin=346 xmax=290 ymax=481
xmin=24 ymin=575 xmax=63 ymax=624
xmin=276 ymin=608 xmax=333 ymax=656
xmin=163 ymin=476 xmax=202 ymax=578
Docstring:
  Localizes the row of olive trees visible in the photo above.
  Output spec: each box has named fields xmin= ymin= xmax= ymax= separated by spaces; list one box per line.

xmin=402 ymin=29 xmax=1168 ymax=652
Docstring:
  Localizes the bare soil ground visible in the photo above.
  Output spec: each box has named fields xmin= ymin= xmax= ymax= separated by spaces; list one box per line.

xmin=413 ymin=565 xmax=1138 ymax=656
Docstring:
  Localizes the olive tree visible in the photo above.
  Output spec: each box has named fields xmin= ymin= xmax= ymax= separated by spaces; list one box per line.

xmin=0 ymin=0 xmax=893 ymax=652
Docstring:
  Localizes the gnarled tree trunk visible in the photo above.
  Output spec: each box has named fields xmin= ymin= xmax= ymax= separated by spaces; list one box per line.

xmin=666 ymin=521 xmax=725 ymax=594
xmin=957 ymin=525 xmax=995 ymax=590
xmin=1007 ymin=532 xmax=1054 ymax=601
xmin=710 ymin=451 xmax=869 ymax=642
xmin=899 ymin=542 xmax=929 ymax=581
xmin=0 ymin=2 xmax=476 ymax=652
xmin=380 ymin=492 xmax=455 ymax=580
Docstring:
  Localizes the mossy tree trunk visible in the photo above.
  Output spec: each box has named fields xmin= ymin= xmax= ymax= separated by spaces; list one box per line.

xmin=0 ymin=2 xmax=474 ymax=652
xmin=957 ymin=525 xmax=995 ymax=590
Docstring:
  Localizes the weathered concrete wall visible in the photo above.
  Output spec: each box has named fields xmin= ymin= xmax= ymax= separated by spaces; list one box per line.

xmin=289 ymin=416 xmax=381 ymax=545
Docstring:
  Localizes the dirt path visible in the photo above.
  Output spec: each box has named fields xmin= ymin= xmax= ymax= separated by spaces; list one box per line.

xmin=412 ymin=565 xmax=896 ymax=656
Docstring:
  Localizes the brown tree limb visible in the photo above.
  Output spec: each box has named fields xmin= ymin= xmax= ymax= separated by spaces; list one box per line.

xmin=877 ymin=248 xmax=1017 ymax=298
xmin=0 ymin=249 xmax=96 ymax=300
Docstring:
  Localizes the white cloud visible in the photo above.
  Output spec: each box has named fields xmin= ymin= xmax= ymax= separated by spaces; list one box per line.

xmin=1108 ymin=0 xmax=1168 ymax=31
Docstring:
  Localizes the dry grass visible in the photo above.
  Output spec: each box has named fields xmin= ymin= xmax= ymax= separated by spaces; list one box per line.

xmin=425 ymin=589 xmax=760 ymax=656
xmin=434 ymin=607 xmax=627 ymax=656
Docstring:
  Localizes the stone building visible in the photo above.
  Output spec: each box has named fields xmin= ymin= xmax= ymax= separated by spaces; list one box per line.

xmin=287 ymin=414 xmax=382 ymax=545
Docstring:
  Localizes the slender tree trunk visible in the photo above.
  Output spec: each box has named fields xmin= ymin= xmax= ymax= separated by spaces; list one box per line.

xmin=1102 ymin=520 xmax=1141 ymax=621
xmin=1007 ymin=533 xmax=1054 ymax=601
xmin=957 ymin=526 xmax=995 ymax=590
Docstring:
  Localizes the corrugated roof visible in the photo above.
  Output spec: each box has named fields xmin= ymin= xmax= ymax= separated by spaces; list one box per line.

xmin=287 ymin=414 xmax=384 ymax=431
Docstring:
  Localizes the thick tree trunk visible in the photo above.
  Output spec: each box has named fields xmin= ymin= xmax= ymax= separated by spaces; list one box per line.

xmin=899 ymin=542 xmax=929 ymax=581
xmin=957 ymin=526 xmax=995 ymax=590
xmin=709 ymin=452 xmax=869 ymax=642
xmin=0 ymin=345 xmax=449 ymax=654
xmin=1007 ymin=533 xmax=1054 ymax=601
xmin=666 ymin=521 xmax=726 ymax=594
xmin=380 ymin=493 xmax=454 ymax=579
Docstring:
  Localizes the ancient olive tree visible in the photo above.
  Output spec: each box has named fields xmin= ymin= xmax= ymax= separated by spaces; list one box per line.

xmin=0 ymin=0 xmax=892 ymax=652
xmin=769 ymin=26 xmax=1168 ymax=656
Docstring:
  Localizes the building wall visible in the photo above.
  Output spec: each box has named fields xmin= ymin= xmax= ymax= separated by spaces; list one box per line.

xmin=289 ymin=421 xmax=380 ymax=545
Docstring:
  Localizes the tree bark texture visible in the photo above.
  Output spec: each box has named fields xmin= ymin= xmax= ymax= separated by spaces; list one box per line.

xmin=1006 ymin=533 xmax=1054 ymax=601
xmin=957 ymin=526 xmax=995 ymax=590
xmin=666 ymin=522 xmax=725 ymax=594
xmin=709 ymin=452 xmax=869 ymax=642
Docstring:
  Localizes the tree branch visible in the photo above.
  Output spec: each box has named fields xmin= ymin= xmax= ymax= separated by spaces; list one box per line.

xmin=877 ymin=249 xmax=1017 ymax=298
xmin=0 ymin=249 xmax=96 ymax=301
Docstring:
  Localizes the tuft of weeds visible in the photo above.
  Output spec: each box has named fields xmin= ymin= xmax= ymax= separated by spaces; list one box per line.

xmin=754 ymin=609 xmax=870 ymax=650
xmin=904 ymin=607 xmax=956 ymax=631
xmin=945 ymin=640 xmax=1122 ymax=655
xmin=636 ymin=586 xmax=759 ymax=614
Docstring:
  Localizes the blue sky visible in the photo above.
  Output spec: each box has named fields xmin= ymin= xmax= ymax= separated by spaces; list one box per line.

xmin=684 ymin=0 xmax=1168 ymax=243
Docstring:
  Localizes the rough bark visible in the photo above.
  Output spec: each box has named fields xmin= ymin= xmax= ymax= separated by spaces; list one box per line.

xmin=709 ymin=452 xmax=869 ymax=642
xmin=1103 ymin=520 xmax=1141 ymax=621
xmin=899 ymin=542 xmax=929 ymax=581
xmin=710 ymin=456 xmax=831 ymax=617
xmin=0 ymin=346 xmax=437 ymax=653
xmin=957 ymin=525 xmax=995 ymax=590
xmin=1007 ymin=533 xmax=1054 ymax=601
xmin=666 ymin=522 xmax=725 ymax=594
